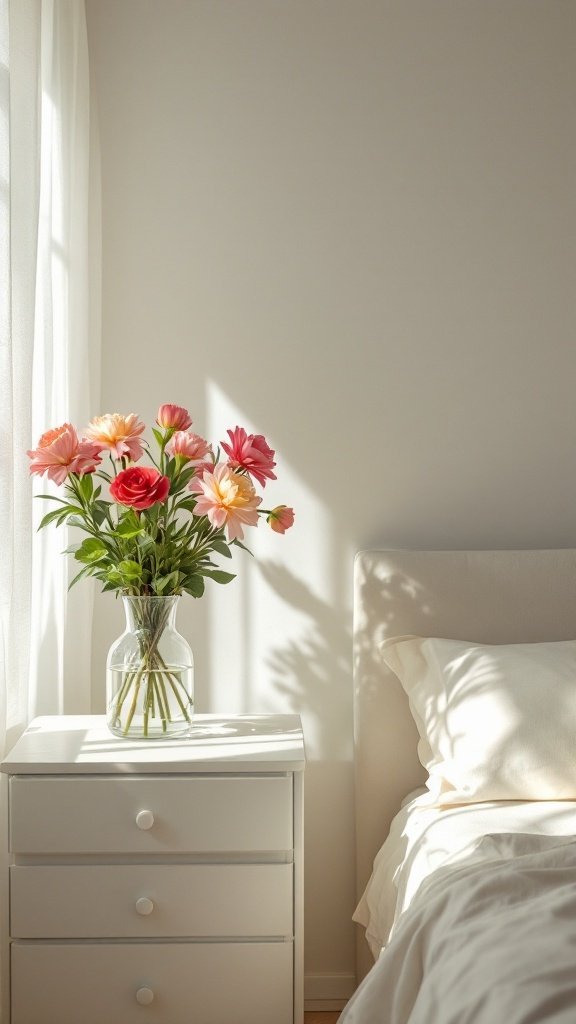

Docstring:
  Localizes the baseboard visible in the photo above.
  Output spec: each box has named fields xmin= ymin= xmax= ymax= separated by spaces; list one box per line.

xmin=304 ymin=972 xmax=356 ymax=1011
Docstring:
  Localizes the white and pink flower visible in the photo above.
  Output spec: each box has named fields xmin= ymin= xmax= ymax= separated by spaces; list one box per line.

xmin=189 ymin=463 xmax=261 ymax=541
xmin=85 ymin=413 xmax=145 ymax=461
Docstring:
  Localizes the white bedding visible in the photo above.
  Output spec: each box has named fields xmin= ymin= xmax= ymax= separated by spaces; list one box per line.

xmin=354 ymin=790 xmax=576 ymax=958
xmin=350 ymin=552 xmax=576 ymax=1023
xmin=342 ymin=831 xmax=576 ymax=1024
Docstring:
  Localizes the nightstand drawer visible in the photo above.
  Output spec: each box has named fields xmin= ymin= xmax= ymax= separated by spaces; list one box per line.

xmin=9 ymin=775 xmax=293 ymax=853
xmin=11 ymin=941 xmax=294 ymax=1024
xmin=11 ymin=863 xmax=293 ymax=938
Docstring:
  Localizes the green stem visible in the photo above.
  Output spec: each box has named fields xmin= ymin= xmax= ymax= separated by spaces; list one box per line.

xmin=122 ymin=672 xmax=143 ymax=735
xmin=152 ymin=672 xmax=169 ymax=732
xmin=154 ymin=648 xmax=193 ymax=721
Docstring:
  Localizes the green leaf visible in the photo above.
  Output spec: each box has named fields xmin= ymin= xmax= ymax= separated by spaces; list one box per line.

xmin=170 ymin=465 xmax=196 ymax=495
xmin=62 ymin=543 xmax=81 ymax=554
xmin=211 ymin=539 xmax=232 ymax=559
xmin=38 ymin=508 xmax=69 ymax=531
xmin=152 ymin=427 xmax=164 ymax=448
xmin=140 ymin=505 xmax=160 ymax=531
xmin=116 ymin=519 xmax=144 ymax=539
xmin=67 ymin=516 xmax=87 ymax=529
xmin=136 ymin=533 xmax=156 ymax=558
xmin=118 ymin=559 xmax=143 ymax=580
xmin=230 ymin=538 xmax=253 ymax=556
xmin=153 ymin=571 xmax=180 ymax=594
xmin=92 ymin=501 xmax=110 ymax=527
xmin=77 ymin=473 xmax=93 ymax=502
xmin=200 ymin=568 xmax=236 ymax=585
xmin=68 ymin=564 xmax=97 ymax=590
xmin=105 ymin=569 xmax=125 ymax=586
xmin=183 ymin=575 xmax=205 ymax=598
xmin=175 ymin=497 xmax=198 ymax=515
xmin=74 ymin=537 xmax=108 ymax=564
xmin=38 ymin=505 xmax=86 ymax=531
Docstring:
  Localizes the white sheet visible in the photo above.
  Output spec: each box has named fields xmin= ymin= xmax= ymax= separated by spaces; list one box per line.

xmin=354 ymin=789 xmax=576 ymax=958
xmin=343 ymin=832 xmax=576 ymax=1024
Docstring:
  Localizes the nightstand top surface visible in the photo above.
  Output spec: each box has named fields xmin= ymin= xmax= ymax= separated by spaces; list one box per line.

xmin=1 ymin=714 xmax=306 ymax=774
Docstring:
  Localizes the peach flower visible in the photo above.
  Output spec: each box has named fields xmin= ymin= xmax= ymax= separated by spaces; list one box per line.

xmin=267 ymin=505 xmax=295 ymax=534
xmin=166 ymin=430 xmax=211 ymax=464
xmin=157 ymin=404 xmax=192 ymax=431
xmin=190 ymin=463 xmax=261 ymax=541
xmin=85 ymin=413 xmax=145 ymax=461
xmin=27 ymin=424 xmax=102 ymax=485
xmin=221 ymin=426 xmax=276 ymax=487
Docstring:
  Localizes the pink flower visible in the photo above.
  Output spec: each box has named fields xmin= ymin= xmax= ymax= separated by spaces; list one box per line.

xmin=166 ymin=430 xmax=211 ymax=464
xmin=267 ymin=505 xmax=295 ymax=534
xmin=221 ymin=426 xmax=276 ymax=487
xmin=27 ymin=424 xmax=102 ymax=485
xmin=190 ymin=463 xmax=261 ymax=541
xmin=110 ymin=466 xmax=170 ymax=510
xmin=190 ymin=459 xmax=216 ymax=480
xmin=157 ymin=404 xmax=192 ymax=431
xmin=85 ymin=413 xmax=145 ymax=461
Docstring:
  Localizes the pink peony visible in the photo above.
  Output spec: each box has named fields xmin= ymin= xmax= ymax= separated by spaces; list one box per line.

xmin=27 ymin=424 xmax=102 ymax=485
xmin=190 ymin=462 xmax=261 ymax=541
xmin=221 ymin=426 xmax=276 ymax=487
xmin=110 ymin=466 xmax=170 ymax=510
xmin=166 ymin=430 xmax=211 ymax=464
xmin=267 ymin=505 xmax=295 ymax=534
xmin=157 ymin=404 xmax=192 ymax=431
xmin=85 ymin=413 xmax=145 ymax=461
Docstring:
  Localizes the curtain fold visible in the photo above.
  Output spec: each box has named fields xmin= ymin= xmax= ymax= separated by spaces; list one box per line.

xmin=0 ymin=0 xmax=100 ymax=755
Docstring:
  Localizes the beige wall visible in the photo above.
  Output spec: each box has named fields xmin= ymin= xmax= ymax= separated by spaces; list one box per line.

xmin=86 ymin=0 xmax=576 ymax=1003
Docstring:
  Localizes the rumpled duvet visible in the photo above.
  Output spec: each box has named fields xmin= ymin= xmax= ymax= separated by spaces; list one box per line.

xmin=340 ymin=833 xmax=576 ymax=1024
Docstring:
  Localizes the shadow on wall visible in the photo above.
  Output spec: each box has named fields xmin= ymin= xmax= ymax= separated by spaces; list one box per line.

xmin=257 ymin=559 xmax=352 ymax=761
xmin=255 ymin=557 xmax=358 ymax=975
xmin=353 ymin=552 xmax=431 ymax=835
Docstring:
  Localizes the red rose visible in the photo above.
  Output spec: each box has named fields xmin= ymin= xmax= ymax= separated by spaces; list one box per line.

xmin=110 ymin=466 xmax=170 ymax=510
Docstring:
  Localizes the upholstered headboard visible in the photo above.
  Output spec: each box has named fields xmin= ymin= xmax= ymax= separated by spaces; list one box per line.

xmin=353 ymin=548 xmax=576 ymax=980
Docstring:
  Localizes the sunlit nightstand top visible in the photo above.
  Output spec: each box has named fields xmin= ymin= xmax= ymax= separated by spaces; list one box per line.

xmin=1 ymin=714 xmax=306 ymax=774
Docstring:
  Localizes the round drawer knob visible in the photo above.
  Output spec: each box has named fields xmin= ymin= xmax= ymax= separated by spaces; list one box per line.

xmin=135 ymin=809 xmax=155 ymax=830
xmin=136 ymin=987 xmax=154 ymax=1006
xmin=135 ymin=896 xmax=154 ymax=916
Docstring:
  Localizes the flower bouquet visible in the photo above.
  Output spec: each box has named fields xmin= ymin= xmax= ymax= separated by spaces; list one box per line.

xmin=27 ymin=404 xmax=294 ymax=738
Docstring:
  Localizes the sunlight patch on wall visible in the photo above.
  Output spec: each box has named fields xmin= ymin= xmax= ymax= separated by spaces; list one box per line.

xmin=205 ymin=381 xmax=347 ymax=758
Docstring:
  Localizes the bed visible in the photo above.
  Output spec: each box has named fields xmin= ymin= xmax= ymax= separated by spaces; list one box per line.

xmin=343 ymin=549 xmax=576 ymax=1024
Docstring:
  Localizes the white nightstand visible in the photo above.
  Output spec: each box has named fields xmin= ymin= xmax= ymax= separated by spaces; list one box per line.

xmin=0 ymin=714 xmax=305 ymax=1024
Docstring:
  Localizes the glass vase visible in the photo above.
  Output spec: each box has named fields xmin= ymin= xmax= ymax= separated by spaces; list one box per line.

xmin=106 ymin=595 xmax=194 ymax=739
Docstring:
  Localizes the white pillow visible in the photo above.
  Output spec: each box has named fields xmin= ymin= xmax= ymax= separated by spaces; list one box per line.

xmin=380 ymin=636 xmax=576 ymax=805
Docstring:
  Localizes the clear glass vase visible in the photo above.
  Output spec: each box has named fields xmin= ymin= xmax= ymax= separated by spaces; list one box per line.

xmin=106 ymin=595 xmax=194 ymax=739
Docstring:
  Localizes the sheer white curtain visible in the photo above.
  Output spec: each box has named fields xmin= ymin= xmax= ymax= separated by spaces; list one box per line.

xmin=0 ymin=0 xmax=100 ymax=755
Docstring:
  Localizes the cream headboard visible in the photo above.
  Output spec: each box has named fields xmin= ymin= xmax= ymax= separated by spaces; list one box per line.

xmin=353 ymin=548 xmax=576 ymax=980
